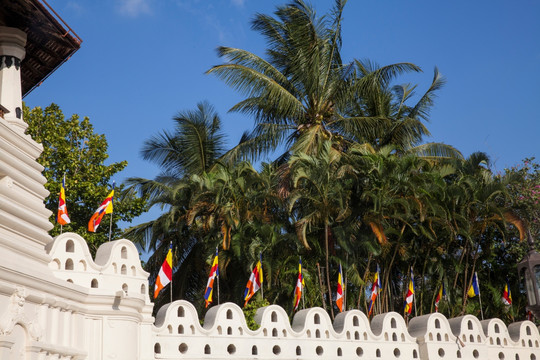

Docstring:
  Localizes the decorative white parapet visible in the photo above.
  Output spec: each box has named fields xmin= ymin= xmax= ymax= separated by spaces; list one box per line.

xmin=1 ymin=231 xmax=538 ymax=360
xmin=150 ymin=298 xmax=540 ymax=360
xmin=46 ymin=232 xmax=151 ymax=300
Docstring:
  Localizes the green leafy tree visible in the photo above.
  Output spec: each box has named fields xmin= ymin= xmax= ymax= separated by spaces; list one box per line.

xmin=125 ymin=102 xmax=245 ymax=310
xmin=24 ymin=103 xmax=146 ymax=253
xmin=504 ymin=158 xmax=540 ymax=239
xmin=289 ymin=140 xmax=355 ymax=318
xmin=208 ymin=0 xmax=421 ymax=159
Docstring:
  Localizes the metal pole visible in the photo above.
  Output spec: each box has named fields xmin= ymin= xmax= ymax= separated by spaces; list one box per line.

xmin=301 ymin=256 xmax=305 ymax=309
xmin=317 ymin=263 xmax=327 ymax=310
xmin=108 ymin=182 xmax=115 ymax=242
xmin=170 ymin=241 xmax=173 ymax=304
xmin=60 ymin=174 xmax=65 ymax=235
xmin=476 ymin=272 xmax=484 ymax=320
xmin=108 ymin=212 xmax=113 ymax=242
xmin=217 ymin=247 xmax=220 ymax=305
xmin=343 ymin=264 xmax=347 ymax=311
xmin=259 ymin=253 xmax=264 ymax=300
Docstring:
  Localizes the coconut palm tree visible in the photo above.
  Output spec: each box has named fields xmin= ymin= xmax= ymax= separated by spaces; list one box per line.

xmin=124 ymin=102 xmax=243 ymax=308
xmin=208 ymin=0 xmax=420 ymax=160
xmin=346 ymin=61 xmax=463 ymax=159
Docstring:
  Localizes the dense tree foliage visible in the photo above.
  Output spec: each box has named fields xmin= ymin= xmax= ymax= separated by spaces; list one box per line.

xmin=127 ymin=0 xmax=536 ymax=323
xmin=25 ymin=103 xmax=146 ymax=253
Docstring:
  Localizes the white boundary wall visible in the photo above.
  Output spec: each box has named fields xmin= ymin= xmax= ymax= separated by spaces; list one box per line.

xmin=4 ymin=231 xmax=535 ymax=360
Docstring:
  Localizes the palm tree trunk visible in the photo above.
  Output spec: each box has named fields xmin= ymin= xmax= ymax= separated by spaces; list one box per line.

xmin=316 ymin=262 xmax=327 ymax=310
xmin=419 ymin=249 xmax=431 ymax=316
xmin=325 ymin=221 xmax=335 ymax=320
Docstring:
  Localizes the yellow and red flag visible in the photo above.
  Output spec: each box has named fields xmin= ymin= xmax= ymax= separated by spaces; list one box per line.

xmin=336 ymin=263 xmax=344 ymax=312
xmin=368 ymin=264 xmax=381 ymax=316
xmin=154 ymin=244 xmax=173 ymax=298
xmin=57 ymin=175 xmax=70 ymax=225
xmin=293 ymin=257 xmax=305 ymax=311
xmin=434 ymin=283 xmax=446 ymax=312
xmin=88 ymin=188 xmax=114 ymax=232
xmin=204 ymin=248 xmax=219 ymax=308
xmin=244 ymin=254 xmax=263 ymax=307
xmin=502 ymin=279 xmax=512 ymax=306
xmin=404 ymin=268 xmax=415 ymax=315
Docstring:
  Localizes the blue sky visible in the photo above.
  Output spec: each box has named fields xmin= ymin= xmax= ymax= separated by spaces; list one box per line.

xmin=25 ymin=0 xmax=540 ymax=231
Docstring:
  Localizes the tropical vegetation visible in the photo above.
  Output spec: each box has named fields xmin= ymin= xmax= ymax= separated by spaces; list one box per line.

xmin=25 ymin=103 xmax=146 ymax=253
xmin=125 ymin=0 xmax=538 ymax=323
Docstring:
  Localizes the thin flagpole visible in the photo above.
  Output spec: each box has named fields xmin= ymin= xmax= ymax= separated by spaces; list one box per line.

xmin=108 ymin=212 xmax=113 ymax=242
xmin=477 ymin=272 xmax=484 ymax=320
xmin=170 ymin=241 xmax=173 ymax=303
xmin=301 ymin=257 xmax=305 ymax=310
xmin=60 ymin=173 xmax=65 ymax=234
xmin=259 ymin=252 xmax=264 ymax=300
xmin=413 ymin=268 xmax=417 ymax=317
xmin=108 ymin=182 xmax=115 ymax=242
xmin=376 ymin=268 xmax=382 ymax=315
xmin=302 ymin=285 xmax=305 ymax=309
xmin=217 ymin=246 xmax=220 ymax=305
xmin=343 ymin=263 xmax=346 ymax=311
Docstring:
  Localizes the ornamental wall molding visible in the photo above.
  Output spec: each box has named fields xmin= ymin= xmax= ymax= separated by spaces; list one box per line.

xmin=0 ymin=55 xmax=21 ymax=70
xmin=0 ymin=287 xmax=42 ymax=341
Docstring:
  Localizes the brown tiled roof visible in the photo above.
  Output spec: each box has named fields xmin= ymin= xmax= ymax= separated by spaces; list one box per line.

xmin=0 ymin=0 xmax=82 ymax=96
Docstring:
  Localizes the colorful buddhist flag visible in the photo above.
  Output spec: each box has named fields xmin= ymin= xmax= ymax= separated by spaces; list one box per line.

xmin=467 ymin=272 xmax=480 ymax=298
xmin=404 ymin=267 xmax=415 ymax=315
xmin=244 ymin=254 xmax=263 ymax=307
xmin=88 ymin=187 xmax=114 ymax=232
xmin=57 ymin=175 xmax=70 ymax=225
xmin=502 ymin=279 xmax=512 ymax=306
xmin=368 ymin=264 xmax=381 ymax=316
xmin=154 ymin=244 xmax=173 ymax=298
xmin=336 ymin=263 xmax=344 ymax=312
xmin=293 ymin=257 xmax=304 ymax=311
xmin=435 ymin=283 xmax=446 ymax=312
xmin=204 ymin=248 xmax=219 ymax=308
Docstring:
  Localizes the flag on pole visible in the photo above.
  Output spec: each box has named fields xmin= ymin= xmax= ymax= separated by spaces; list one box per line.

xmin=88 ymin=188 xmax=114 ymax=232
xmin=467 ymin=272 xmax=480 ymax=298
xmin=154 ymin=244 xmax=173 ymax=298
xmin=293 ymin=257 xmax=304 ymax=311
xmin=204 ymin=248 xmax=219 ymax=308
xmin=368 ymin=264 xmax=381 ymax=316
xmin=435 ymin=283 xmax=446 ymax=312
xmin=404 ymin=268 xmax=415 ymax=315
xmin=244 ymin=255 xmax=263 ymax=307
xmin=336 ymin=263 xmax=344 ymax=312
xmin=57 ymin=175 xmax=70 ymax=225
xmin=502 ymin=279 xmax=512 ymax=306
